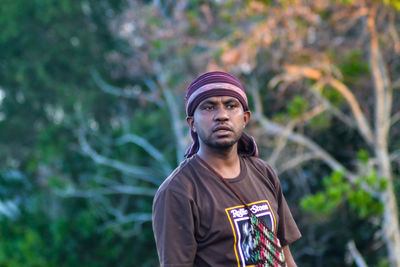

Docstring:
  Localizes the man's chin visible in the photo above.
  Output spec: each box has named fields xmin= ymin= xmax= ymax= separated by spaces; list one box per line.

xmin=200 ymin=134 xmax=241 ymax=150
xmin=210 ymin=140 xmax=237 ymax=149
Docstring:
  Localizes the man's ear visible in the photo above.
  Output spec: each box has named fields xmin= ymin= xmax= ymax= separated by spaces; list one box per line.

xmin=186 ymin=116 xmax=196 ymax=132
xmin=243 ymin=110 xmax=251 ymax=127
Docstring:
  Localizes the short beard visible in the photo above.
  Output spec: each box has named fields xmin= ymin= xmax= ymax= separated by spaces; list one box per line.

xmin=203 ymin=138 xmax=237 ymax=150
xmin=197 ymin=129 xmax=243 ymax=152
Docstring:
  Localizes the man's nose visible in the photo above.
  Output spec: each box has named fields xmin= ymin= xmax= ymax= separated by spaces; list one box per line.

xmin=214 ymin=107 xmax=229 ymax=121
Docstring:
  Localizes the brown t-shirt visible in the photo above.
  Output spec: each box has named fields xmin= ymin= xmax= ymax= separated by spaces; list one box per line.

xmin=152 ymin=155 xmax=301 ymax=267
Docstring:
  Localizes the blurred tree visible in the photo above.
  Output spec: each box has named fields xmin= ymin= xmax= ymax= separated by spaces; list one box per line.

xmin=2 ymin=0 xmax=400 ymax=266
xmin=0 ymin=0 xmax=158 ymax=265
xmin=99 ymin=0 xmax=400 ymax=265
xmin=200 ymin=0 xmax=400 ymax=266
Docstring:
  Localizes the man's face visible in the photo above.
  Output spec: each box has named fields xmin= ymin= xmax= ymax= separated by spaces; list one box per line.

xmin=187 ymin=96 xmax=250 ymax=150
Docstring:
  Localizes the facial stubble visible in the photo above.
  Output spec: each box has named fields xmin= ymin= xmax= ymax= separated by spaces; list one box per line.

xmin=195 ymin=122 xmax=245 ymax=151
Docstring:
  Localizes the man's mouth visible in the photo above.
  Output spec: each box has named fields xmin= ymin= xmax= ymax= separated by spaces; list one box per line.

xmin=213 ymin=125 xmax=233 ymax=132
xmin=212 ymin=125 xmax=233 ymax=137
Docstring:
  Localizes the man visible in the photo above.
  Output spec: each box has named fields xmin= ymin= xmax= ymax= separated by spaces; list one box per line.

xmin=152 ymin=71 xmax=301 ymax=267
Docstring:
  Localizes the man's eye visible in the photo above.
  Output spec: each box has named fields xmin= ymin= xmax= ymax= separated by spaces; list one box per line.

xmin=227 ymin=104 xmax=238 ymax=109
xmin=203 ymin=106 xmax=213 ymax=110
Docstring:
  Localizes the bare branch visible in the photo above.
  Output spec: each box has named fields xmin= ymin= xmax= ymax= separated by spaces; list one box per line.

xmin=91 ymin=69 xmax=162 ymax=106
xmin=254 ymin=113 xmax=356 ymax=180
xmin=267 ymin=122 xmax=296 ymax=167
xmin=390 ymin=150 xmax=400 ymax=163
xmin=78 ymin=129 xmax=161 ymax=185
xmin=367 ymin=6 xmax=392 ymax=144
xmin=268 ymin=73 xmax=299 ymax=90
xmin=275 ymin=64 xmax=374 ymax=145
xmin=328 ymin=78 xmax=374 ymax=145
xmin=145 ymin=77 xmax=187 ymax=163
xmin=347 ymin=240 xmax=369 ymax=267
xmin=296 ymin=104 xmax=326 ymax=123
xmin=277 ymin=152 xmax=320 ymax=174
xmin=249 ymin=78 xmax=263 ymax=116
xmin=255 ymin=115 xmax=382 ymax=197
xmin=391 ymin=111 xmax=400 ymax=127
xmin=366 ymin=7 xmax=400 ymax=265
xmin=392 ymin=78 xmax=400 ymax=90
xmin=309 ymin=80 xmax=356 ymax=128
xmin=268 ymin=105 xmax=326 ymax=166
xmin=332 ymin=7 xmax=368 ymax=32
xmin=115 ymin=133 xmax=172 ymax=175
xmin=253 ymin=81 xmax=326 ymax=167
xmin=283 ymin=64 xmax=322 ymax=80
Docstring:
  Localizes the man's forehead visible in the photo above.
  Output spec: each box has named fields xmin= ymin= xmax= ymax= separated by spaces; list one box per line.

xmin=198 ymin=96 xmax=240 ymax=105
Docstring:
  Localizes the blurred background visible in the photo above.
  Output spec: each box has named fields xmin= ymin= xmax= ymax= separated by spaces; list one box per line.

xmin=1 ymin=0 xmax=400 ymax=266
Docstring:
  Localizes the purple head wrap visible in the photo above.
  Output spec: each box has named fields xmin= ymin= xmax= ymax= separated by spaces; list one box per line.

xmin=184 ymin=71 xmax=258 ymax=158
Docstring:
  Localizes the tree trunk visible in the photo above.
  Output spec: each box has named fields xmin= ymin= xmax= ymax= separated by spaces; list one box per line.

xmin=367 ymin=4 xmax=400 ymax=266
xmin=375 ymin=137 xmax=400 ymax=267
xmin=381 ymin=176 xmax=400 ymax=267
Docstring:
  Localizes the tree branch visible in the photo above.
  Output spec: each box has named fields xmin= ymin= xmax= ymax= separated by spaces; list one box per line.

xmin=391 ymin=111 xmax=400 ymax=127
xmin=145 ymin=76 xmax=187 ymax=163
xmin=115 ymin=133 xmax=172 ymax=175
xmin=328 ymin=78 xmax=374 ymax=145
xmin=367 ymin=6 xmax=392 ymax=144
xmin=254 ymin=113 xmax=356 ymax=180
xmin=392 ymin=78 xmax=400 ymax=90
xmin=91 ymin=69 xmax=163 ymax=106
xmin=310 ymin=80 xmax=356 ymax=129
xmin=390 ymin=150 xmax=400 ymax=163
xmin=78 ymin=129 xmax=162 ymax=185
xmin=275 ymin=64 xmax=374 ymax=145
xmin=277 ymin=152 xmax=320 ymax=174
xmin=268 ymin=105 xmax=325 ymax=166
xmin=347 ymin=240 xmax=369 ymax=267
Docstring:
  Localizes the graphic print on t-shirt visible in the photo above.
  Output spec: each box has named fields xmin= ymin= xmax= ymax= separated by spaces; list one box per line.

xmin=225 ymin=200 xmax=276 ymax=267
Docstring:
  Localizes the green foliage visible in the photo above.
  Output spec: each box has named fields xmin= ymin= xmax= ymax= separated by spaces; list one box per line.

xmin=309 ymin=113 xmax=331 ymax=129
xmin=377 ymin=258 xmax=391 ymax=267
xmin=1 ymin=0 xmax=399 ymax=265
xmin=301 ymin=169 xmax=384 ymax=219
xmin=0 ymin=210 xmax=157 ymax=267
xmin=287 ymin=95 xmax=308 ymax=118
xmin=301 ymin=192 xmax=333 ymax=218
xmin=0 ymin=0 xmax=163 ymax=266
xmin=0 ymin=0 xmax=126 ymax=167
xmin=357 ymin=149 xmax=369 ymax=164
xmin=321 ymin=86 xmax=345 ymax=107
xmin=348 ymin=188 xmax=383 ymax=218
xmin=301 ymin=171 xmax=348 ymax=217
xmin=338 ymin=51 xmax=369 ymax=83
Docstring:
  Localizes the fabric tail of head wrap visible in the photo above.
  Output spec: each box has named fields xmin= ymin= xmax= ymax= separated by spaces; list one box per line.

xmin=184 ymin=71 xmax=259 ymax=158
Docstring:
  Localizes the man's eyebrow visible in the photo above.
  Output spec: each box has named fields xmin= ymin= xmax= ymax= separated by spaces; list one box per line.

xmin=199 ymin=99 xmax=217 ymax=105
xmin=199 ymin=97 xmax=240 ymax=106
xmin=223 ymin=98 xmax=240 ymax=104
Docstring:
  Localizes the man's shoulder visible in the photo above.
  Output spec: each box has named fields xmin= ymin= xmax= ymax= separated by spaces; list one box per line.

xmin=155 ymin=156 xmax=197 ymax=196
xmin=244 ymin=156 xmax=273 ymax=173
xmin=243 ymin=156 xmax=280 ymax=185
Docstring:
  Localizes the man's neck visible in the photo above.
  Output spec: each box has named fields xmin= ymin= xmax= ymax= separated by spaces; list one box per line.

xmin=197 ymin=145 xmax=241 ymax=179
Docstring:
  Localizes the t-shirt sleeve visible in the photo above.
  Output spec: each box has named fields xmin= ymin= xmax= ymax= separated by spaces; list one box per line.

xmin=152 ymin=186 xmax=198 ymax=267
xmin=264 ymin=163 xmax=302 ymax=246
